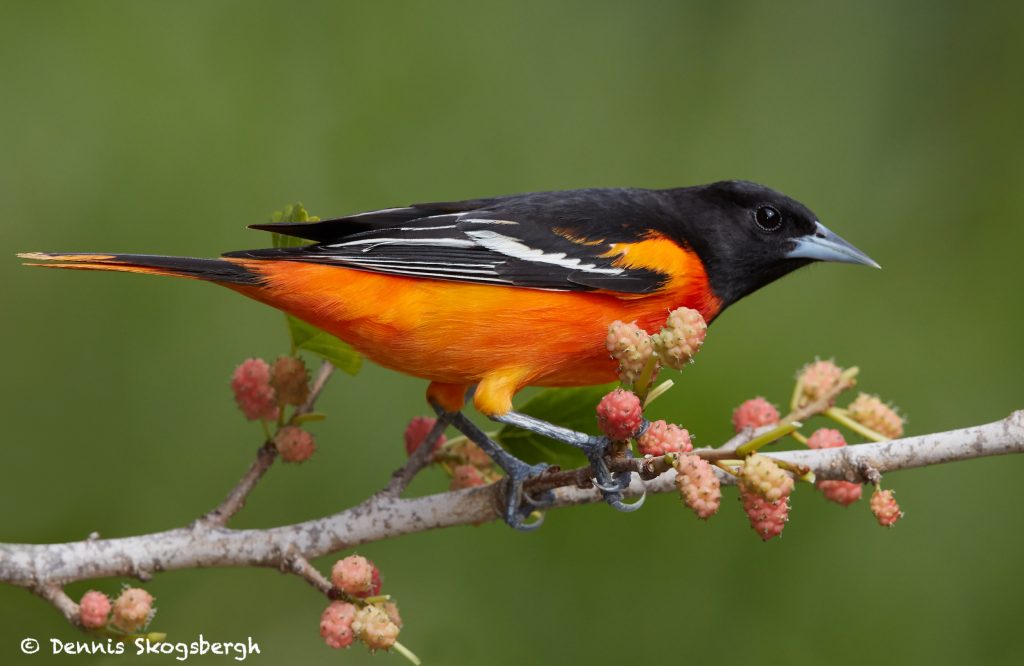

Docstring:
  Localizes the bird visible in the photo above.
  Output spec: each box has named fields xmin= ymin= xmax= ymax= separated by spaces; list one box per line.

xmin=20 ymin=180 xmax=878 ymax=528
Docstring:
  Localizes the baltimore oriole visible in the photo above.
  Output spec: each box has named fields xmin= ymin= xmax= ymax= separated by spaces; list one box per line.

xmin=20 ymin=180 xmax=877 ymax=528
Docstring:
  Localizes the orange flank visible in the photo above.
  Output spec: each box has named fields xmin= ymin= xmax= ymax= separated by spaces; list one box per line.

xmin=231 ymin=236 xmax=720 ymax=415
xmin=19 ymin=239 xmax=722 ymax=416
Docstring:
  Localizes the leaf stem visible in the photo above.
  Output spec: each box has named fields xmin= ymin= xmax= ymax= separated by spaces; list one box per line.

xmin=393 ymin=640 xmax=422 ymax=665
xmin=643 ymin=379 xmax=674 ymax=407
xmin=633 ymin=357 xmax=660 ymax=403
xmin=735 ymin=422 xmax=802 ymax=457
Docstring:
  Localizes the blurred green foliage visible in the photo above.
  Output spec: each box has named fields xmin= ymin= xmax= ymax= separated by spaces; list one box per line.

xmin=1 ymin=1 xmax=1022 ymax=665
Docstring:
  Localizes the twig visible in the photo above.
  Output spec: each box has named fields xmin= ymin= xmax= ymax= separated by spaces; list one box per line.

xmin=3 ymin=411 xmax=1021 ymax=590
xmin=200 ymin=362 xmax=334 ymax=527
xmin=382 ymin=413 xmax=452 ymax=497
xmin=32 ymin=584 xmax=79 ymax=626
xmin=282 ymin=548 xmax=333 ymax=596
xmin=298 ymin=362 xmax=336 ymax=419
xmin=200 ymin=443 xmax=278 ymax=527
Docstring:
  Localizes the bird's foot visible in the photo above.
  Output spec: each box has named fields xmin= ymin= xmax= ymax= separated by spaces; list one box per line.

xmin=489 ymin=410 xmax=646 ymax=514
xmin=438 ymin=409 xmax=556 ymax=531
xmin=499 ymin=459 xmax=555 ymax=531
xmin=586 ymin=446 xmax=645 ymax=513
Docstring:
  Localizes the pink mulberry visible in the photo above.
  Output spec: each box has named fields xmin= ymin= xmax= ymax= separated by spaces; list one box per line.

xmin=79 ymin=590 xmax=111 ymax=629
xmin=870 ymin=488 xmax=903 ymax=526
xmin=674 ymin=453 xmax=721 ymax=519
xmin=732 ymin=397 xmax=780 ymax=433
xmin=596 ymin=389 xmax=643 ymax=441
xmin=274 ymin=426 xmax=316 ymax=463
xmin=637 ymin=420 xmax=692 ymax=456
xmin=319 ymin=601 xmax=357 ymax=649
xmin=740 ymin=484 xmax=790 ymax=541
xmin=403 ymin=416 xmax=447 ymax=456
xmin=798 ymin=359 xmax=843 ymax=403
xmin=231 ymin=358 xmax=279 ymax=421
xmin=331 ymin=555 xmax=381 ymax=598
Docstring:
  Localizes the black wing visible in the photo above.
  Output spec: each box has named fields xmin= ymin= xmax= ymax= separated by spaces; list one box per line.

xmin=229 ymin=189 xmax=672 ymax=294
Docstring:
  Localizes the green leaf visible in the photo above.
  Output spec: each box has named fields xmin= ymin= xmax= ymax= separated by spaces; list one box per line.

xmin=286 ymin=315 xmax=362 ymax=376
xmin=270 ymin=202 xmax=319 ymax=249
xmin=267 ymin=203 xmax=364 ymax=376
xmin=496 ymin=384 xmax=615 ymax=468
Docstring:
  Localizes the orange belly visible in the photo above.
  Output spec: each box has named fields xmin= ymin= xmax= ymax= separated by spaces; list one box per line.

xmin=231 ymin=258 xmax=720 ymax=414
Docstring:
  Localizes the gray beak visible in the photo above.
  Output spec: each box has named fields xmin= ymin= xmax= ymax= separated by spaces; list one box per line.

xmin=786 ymin=221 xmax=880 ymax=269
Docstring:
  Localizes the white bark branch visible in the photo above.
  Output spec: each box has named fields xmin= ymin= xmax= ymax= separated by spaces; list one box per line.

xmin=2 ymin=410 xmax=1022 ymax=592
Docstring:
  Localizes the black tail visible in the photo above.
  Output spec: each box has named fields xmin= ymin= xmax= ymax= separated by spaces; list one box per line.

xmin=17 ymin=252 xmax=260 ymax=285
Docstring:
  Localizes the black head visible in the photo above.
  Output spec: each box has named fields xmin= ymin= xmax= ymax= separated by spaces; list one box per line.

xmin=662 ymin=180 xmax=878 ymax=309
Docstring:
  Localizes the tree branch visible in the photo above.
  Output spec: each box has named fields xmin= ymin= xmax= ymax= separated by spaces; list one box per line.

xmin=3 ymin=410 xmax=1021 ymax=592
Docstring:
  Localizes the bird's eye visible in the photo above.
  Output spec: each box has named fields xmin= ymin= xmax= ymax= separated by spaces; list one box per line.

xmin=754 ymin=205 xmax=783 ymax=232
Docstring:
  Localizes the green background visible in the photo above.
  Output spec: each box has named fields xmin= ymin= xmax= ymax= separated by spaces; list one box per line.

xmin=2 ymin=1 xmax=1022 ymax=664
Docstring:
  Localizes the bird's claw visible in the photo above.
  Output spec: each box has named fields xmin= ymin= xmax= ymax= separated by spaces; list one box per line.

xmin=592 ymin=478 xmax=623 ymax=493
xmin=522 ymin=487 xmax=556 ymax=508
xmin=501 ymin=461 xmax=551 ymax=531
xmin=584 ymin=440 xmax=643 ymax=511
xmin=606 ymin=487 xmax=646 ymax=512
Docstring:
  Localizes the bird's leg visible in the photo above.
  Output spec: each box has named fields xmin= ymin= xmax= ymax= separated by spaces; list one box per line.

xmin=489 ymin=411 xmax=646 ymax=513
xmin=431 ymin=405 xmax=553 ymax=531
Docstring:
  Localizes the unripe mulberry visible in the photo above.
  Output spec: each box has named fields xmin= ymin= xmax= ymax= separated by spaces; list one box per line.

xmin=331 ymin=555 xmax=381 ymax=598
xmin=319 ymin=601 xmax=357 ymax=649
xmin=732 ymin=397 xmax=780 ymax=433
xmin=231 ymin=358 xmax=279 ymax=421
xmin=806 ymin=428 xmax=846 ymax=449
xmin=740 ymin=484 xmax=790 ymax=541
xmin=275 ymin=426 xmax=316 ymax=463
xmin=848 ymin=394 xmax=904 ymax=439
xmin=450 ymin=464 xmax=486 ymax=490
xmin=870 ymin=488 xmax=903 ymax=526
xmin=605 ymin=320 xmax=654 ymax=385
xmin=637 ymin=420 xmax=692 ymax=456
xmin=270 ymin=355 xmax=309 ymax=406
xmin=818 ymin=480 xmax=863 ymax=506
xmin=741 ymin=454 xmax=794 ymax=501
xmin=674 ymin=453 xmax=721 ymax=519
xmin=651 ymin=307 xmax=707 ymax=370
xmin=596 ymin=388 xmax=643 ymax=441
xmin=403 ymin=416 xmax=447 ymax=456
xmin=111 ymin=587 xmax=154 ymax=633
xmin=79 ymin=590 xmax=111 ymax=629
xmin=798 ymin=359 xmax=843 ymax=403
xmin=353 ymin=605 xmax=400 ymax=651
